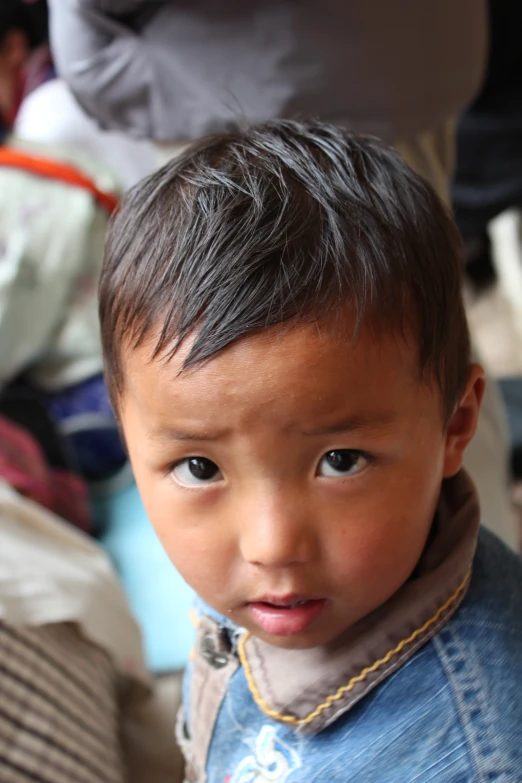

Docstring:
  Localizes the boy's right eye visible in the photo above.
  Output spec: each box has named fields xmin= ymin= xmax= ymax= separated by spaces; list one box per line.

xmin=171 ymin=457 xmax=223 ymax=488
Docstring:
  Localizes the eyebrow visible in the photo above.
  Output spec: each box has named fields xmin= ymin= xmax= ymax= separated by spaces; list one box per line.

xmin=149 ymin=427 xmax=229 ymax=442
xmin=148 ymin=412 xmax=395 ymax=442
xmin=301 ymin=413 xmax=396 ymax=436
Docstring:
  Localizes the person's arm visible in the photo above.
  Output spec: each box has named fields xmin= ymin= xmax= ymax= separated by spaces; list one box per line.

xmin=49 ymin=0 xmax=156 ymax=137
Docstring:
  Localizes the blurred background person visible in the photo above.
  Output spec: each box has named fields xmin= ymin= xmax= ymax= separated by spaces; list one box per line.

xmin=0 ymin=0 xmax=52 ymax=136
xmin=454 ymin=0 xmax=522 ymax=290
xmin=48 ymin=0 xmax=485 ymax=200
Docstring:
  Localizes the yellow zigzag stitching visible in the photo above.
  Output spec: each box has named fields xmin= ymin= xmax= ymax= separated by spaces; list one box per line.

xmin=238 ymin=568 xmax=471 ymax=727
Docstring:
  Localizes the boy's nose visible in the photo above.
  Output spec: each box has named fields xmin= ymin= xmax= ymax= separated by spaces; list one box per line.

xmin=237 ymin=489 xmax=318 ymax=568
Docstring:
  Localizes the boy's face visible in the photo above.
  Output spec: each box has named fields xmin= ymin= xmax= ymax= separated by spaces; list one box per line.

xmin=120 ymin=313 xmax=483 ymax=650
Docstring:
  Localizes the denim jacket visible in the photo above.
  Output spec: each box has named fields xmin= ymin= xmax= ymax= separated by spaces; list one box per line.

xmin=179 ymin=471 xmax=522 ymax=782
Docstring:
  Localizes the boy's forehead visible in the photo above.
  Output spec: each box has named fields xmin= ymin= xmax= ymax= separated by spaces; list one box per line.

xmin=123 ymin=314 xmax=389 ymax=384
xmin=121 ymin=315 xmax=434 ymax=433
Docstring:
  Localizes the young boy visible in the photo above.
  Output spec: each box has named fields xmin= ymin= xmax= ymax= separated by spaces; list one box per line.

xmin=99 ymin=121 xmax=522 ymax=782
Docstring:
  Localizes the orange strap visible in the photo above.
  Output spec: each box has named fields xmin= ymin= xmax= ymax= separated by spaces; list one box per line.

xmin=0 ymin=147 xmax=119 ymax=214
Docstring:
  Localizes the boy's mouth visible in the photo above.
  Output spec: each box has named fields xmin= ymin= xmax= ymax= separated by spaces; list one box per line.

xmin=246 ymin=596 xmax=326 ymax=636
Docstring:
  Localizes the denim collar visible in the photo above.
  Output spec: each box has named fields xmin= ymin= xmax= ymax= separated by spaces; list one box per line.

xmin=191 ymin=470 xmax=479 ymax=738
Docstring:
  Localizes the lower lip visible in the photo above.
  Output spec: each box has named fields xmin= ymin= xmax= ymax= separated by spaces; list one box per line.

xmin=246 ymin=599 xmax=326 ymax=636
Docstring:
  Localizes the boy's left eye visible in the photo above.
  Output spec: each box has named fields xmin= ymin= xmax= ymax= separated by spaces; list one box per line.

xmin=171 ymin=457 xmax=223 ymax=487
xmin=317 ymin=449 xmax=369 ymax=477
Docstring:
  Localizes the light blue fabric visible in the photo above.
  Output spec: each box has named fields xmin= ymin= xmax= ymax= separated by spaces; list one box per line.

xmin=94 ymin=480 xmax=195 ymax=672
xmin=184 ymin=529 xmax=522 ymax=781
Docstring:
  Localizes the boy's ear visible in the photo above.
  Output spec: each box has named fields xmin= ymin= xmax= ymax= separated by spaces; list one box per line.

xmin=443 ymin=364 xmax=486 ymax=478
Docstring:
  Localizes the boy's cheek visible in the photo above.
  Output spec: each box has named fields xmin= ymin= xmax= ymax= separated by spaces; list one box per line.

xmin=329 ymin=514 xmax=424 ymax=577
xmin=163 ymin=534 xmax=237 ymax=608
xmin=134 ymin=490 xmax=234 ymax=592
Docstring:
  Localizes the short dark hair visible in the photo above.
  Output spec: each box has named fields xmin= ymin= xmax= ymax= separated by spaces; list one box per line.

xmin=100 ymin=120 xmax=469 ymax=423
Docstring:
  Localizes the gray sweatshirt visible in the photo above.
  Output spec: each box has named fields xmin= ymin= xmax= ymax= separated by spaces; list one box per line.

xmin=50 ymin=0 xmax=487 ymax=143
